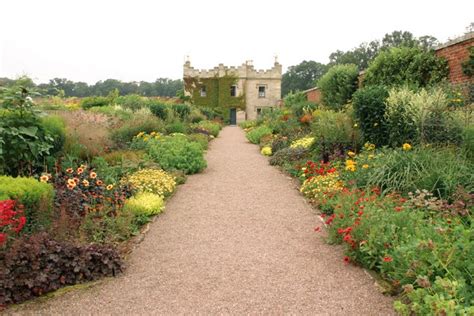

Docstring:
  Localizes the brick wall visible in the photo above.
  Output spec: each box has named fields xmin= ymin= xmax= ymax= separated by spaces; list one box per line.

xmin=435 ymin=33 xmax=473 ymax=84
xmin=305 ymin=88 xmax=321 ymax=103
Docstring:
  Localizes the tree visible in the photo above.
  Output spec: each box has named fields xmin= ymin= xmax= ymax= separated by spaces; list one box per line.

xmin=281 ymin=60 xmax=327 ymax=96
xmin=329 ymin=41 xmax=380 ymax=69
xmin=317 ymin=64 xmax=359 ymax=110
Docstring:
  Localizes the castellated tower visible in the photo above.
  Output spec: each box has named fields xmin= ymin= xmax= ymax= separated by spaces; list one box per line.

xmin=183 ymin=60 xmax=282 ymax=123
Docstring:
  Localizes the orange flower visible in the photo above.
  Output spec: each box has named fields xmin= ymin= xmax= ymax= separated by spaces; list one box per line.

xmin=90 ymin=172 xmax=97 ymax=179
xmin=66 ymin=168 xmax=74 ymax=174
xmin=77 ymin=167 xmax=84 ymax=174
xmin=67 ymin=179 xmax=76 ymax=186
xmin=67 ymin=183 xmax=76 ymax=190
xmin=82 ymin=179 xmax=90 ymax=187
xmin=106 ymin=184 xmax=114 ymax=191
xmin=73 ymin=177 xmax=80 ymax=184
xmin=40 ymin=175 xmax=49 ymax=183
xmin=96 ymin=180 xmax=103 ymax=186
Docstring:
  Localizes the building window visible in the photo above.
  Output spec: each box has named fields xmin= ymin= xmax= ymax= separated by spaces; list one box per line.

xmin=230 ymin=85 xmax=237 ymax=97
xmin=257 ymin=108 xmax=262 ymax=116
xmin=200 ymin=86 xmax=207 ymax=97
xmin=258 ymin=85 xmax=266 ymax=98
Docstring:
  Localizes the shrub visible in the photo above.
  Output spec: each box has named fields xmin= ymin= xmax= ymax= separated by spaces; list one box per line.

xmin=171 ymin=103 xmax=191 ymax=119
xmin=41 ymin=115 xmax=66 ymax=155
xmin=271 ymin=135 xmax=290 ymax=153
xmin=188 ymin=109 xmax=206 ymax=123
xmin=269 ymin=147 xmax=309 ymax=166
xmin=317 ymin=64 xmax=359 ymax=110
xmin=200 ymin=107 xmax=223 ymax=121
xmin=300 ymin=171 xmax=343 ymax=203
xmin=80 ymin=208 xmax=135 ymax=243
xmin=0 ymin=176 xmax=54 ymax=232
xmin=1 ymin=232 xmax=123 ymax=305
xmin=352 ymin=85 xmax=389 ymax=146
xmin=283 ymin=91 xmax=307 ymax=106
xmin=290 ymin=136 xmax=315 ymax=149
xmin=149 ymin=101 xmax=169 ymax=120
xmin=123 ymin=168 xmax=176 ymax=197
xmin=147 ymin=136 xmax=207 ymax=174
xmin=111 ymin=114 xmax=165 ymax=146
xmin=114 ymin=94 xmax=147 ymax=111
xmin=80 ymin=96 xmax=110 ymax=109
xmin=165 ymin=121 xmax=188 ymax=134
xmin=191 ymin=120 xmax=221 ymax=137
xmin=290 ymin=101 xmax=318 ymax=118
xmin=364 ymin=47 xmax=448 ymax=87
xmin=124 ymin=192 xmax=164 ymax=217
xmin=239 ymin=120 xmax=257 ymax=129
xmin=187 ymin=133 xmax=209 ymax=150
xmin=246 ymin=126 xmax=272 ymax=144
xmin=261 ymin=146 xmax=272 ymax=156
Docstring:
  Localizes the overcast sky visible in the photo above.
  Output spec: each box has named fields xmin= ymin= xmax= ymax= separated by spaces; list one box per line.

xmin=0 ymin=0 xmax=472 ymax=84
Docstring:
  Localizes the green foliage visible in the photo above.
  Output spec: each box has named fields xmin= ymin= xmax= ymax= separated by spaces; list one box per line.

xmin=147 ymin=136 xmax=207 ymax=174
xmin=364 ymin=47 xmax=448 ymax=87
xmin=165 ymin=121 xmax=188 ymax=134
xmin=124 ymin=192 xmax=164 ymax=217
xmin=0 ymin=86 xmax=55 ymax=176
xmin=269 ymin=147 xmax=309 ymax=166
xmin=149 ymin=101 xmax=168 ymax=120
xmin=110 ymin=114 xmax=165 ymax=146
xmin=246 ymin=126 xmax=272 ymax=144
xmin=171 ymin=103 xmax=191 ymax=119
xmin=2 ymin=232 xmax=123 ymax=305
xmin=461 ymin=46 xmax=474 ymax=77
xmin=360 ymin=147 xmax=473 ymax=199
xmin=41 ymin=115 xmax=66 ymax=155
xmin=352 ymin=85 xmax=389 ymax=146
xmin=0 ymin=176 xmax=54 ymax=232
xmin=283 ymin=91 xmax=307 ymax=106
xmin=317 ymin=64 xmax=359 ymax=110
xmin=187 ymin=133 xmax=209 ymax=150
xmin=290 ymin=101 xmax=318 ymax=118
xmin=114 ymin=94 xmax=147 ymax=111
xmin=191 ymin=120 xmax=221 ymax=137
xmin=80 ymin=96 xmax=110 ymax=109
xmin=281 ymin=60 xmax=327 ymax=96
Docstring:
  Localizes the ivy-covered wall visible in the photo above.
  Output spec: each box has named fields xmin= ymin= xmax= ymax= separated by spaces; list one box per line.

xmin=184 ymin=73 xmax=245 ymax=117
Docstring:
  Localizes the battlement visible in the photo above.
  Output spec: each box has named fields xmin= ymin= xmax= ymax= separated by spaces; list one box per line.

xmin=183 ymin=61 xmax=282 ymax=79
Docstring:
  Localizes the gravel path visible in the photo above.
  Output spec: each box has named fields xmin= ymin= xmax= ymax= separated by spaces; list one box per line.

xmin=10 ymin=126 xmax=394 ymax=315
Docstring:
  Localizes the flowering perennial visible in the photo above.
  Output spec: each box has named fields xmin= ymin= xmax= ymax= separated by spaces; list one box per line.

xmin=124 ymin=169 xmax=176 ymax=197
xmin=290 ymin=137 xmax=315 ymax=149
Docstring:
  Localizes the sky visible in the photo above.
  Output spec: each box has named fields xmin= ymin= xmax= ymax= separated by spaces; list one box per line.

xmin=0 ymin=0 xmax=472 ymax=84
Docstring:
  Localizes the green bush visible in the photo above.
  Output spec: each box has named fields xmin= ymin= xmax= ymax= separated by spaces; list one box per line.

xmin=269 ymin=147 xmax=309 ymax=166
xmin=80 ymin=96 xmax=110 ymax=109
xmin=361 ymin=147 xmax=473 ymax=199
xmin=246 ymin=126 xmax=272 ymax=144
xmin=283 ymin=91 xmax=307 ymax=107
xmin=41 ymin=115 xmax=66 ymax=155
xmin=0 ymin=176 xmax=54 ymax=232
xmin=149 ymin=101 xmax=169 ymax=120
xmin=124 ymin=192 xmax=164 ymax=217
xmin=111 ymin=114 xmax=164 ymax=146
xmin=317 ymin=64 xmax=359 ymax=110
xmin=200 ymin=107 xmax=224 ymax=121
xmin=88 ymin=105 xmax=133 ymax=120
xmin=311 ymin=108 xmax=361 ymax=160
xmin=290 ymin=102 xmax=318 ymax=118
xmin=147 ymin=136 xmax=207 ymax=174
xmin=114 ymin=94 xmax=147 ymax=112
xmin=187 ymin=133 xmax=209 ymax=150
xmin=364 ymin=47 xmax=448 ymax=87
xmin=171 ymin=103 xmax=191 ymax=119
xmin=352 ymin=85 xmax=389 ymax=146
xmin=165 ymin=121 xmax=188 ymax=134
xmin=191 ymin=120 xmax=221 ymax=137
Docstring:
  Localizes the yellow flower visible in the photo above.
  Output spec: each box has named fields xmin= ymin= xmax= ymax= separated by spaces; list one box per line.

xmin=67 ymin=178 xmax=76 ymax=186
xmin=143 ymin=137 xmax=149 ymax=142
xmin=290 ymin=137 xmax=315 ymax=149
xmin=362 ymin=164 xmax=369 ymax=169
xmin=402 ymin=143 xmax=412 ymax=151
xmin=353 ymin=123 xmax=358 ymax=127
xmin=345 ymin=165 xmax=356 ymax=172
xmin=82 ymin=179 xmax=90 ymax=186
xmin=67 ymin=183 xmax=76 ymax=190
xmin=347 ymin=151 xmax=356 ymax=158
xmin=106 ymin=184 xmax=114 ymax=191
xmin=261 ymin=146 xmax=272 ymax=156
xmin=40 ymin=175 xmax=49 ymax=183
xmin=364 ymin=142 xmax=376 ymax=151
xmin=150 ymin=132 xmax=156 ymax=136
xmin=136 ymin=132 xmax=145 ymax=138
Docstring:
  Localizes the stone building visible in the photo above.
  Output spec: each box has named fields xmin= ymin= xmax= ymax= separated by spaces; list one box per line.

xmin=183 ymin=59 xmax=282 ymax=123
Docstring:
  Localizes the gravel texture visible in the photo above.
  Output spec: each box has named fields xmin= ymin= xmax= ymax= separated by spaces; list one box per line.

xmin=9 ymin=126 xmax=394 ymax=315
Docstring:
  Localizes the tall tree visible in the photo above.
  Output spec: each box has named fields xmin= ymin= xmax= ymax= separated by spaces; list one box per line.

xmin=281 ymin=60 xmax=327 ymax=96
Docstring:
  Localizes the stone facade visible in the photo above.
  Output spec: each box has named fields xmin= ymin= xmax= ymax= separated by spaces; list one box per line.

xmin=183 ymin=60 xmax=282 ymax=122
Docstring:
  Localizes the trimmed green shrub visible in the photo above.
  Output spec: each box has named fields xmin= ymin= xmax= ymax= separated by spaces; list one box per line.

xmin=124 ymin=192 xmax=164 ymax=217
xmin=149 ymin=102 xmax=169 ymax=120
xmin=246 ymin=126 xmax=272 ymax=144
xmin=80 ymin=96 xmax=110 ymax=109
xmin=41 ymin=115 xmax=66 ymax=155
xmin=364 ymin=47 xmax=449 ymax=87
xmin=0 ymin=176 xmax=54 ymax=232
xmin=171 ymin=103 xmax=191 ymax=119
xmin=111 ymin=114 xmax=164 ymax=146
xmin=147 ymin=136 xmax=207 ymax=174
xmin=352 ymin=85 xmax=389 ymax=146
xmin=317 ymin=64 xmax=359 ymax=110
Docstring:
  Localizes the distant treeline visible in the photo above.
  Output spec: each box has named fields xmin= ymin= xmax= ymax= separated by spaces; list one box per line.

xmin=0 ymin=77 xmax=183 ymax=97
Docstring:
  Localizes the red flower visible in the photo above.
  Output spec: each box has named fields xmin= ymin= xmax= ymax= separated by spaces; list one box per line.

xmin=0 ymin=232 xmax=6 ymax=245
xmin=343 ymin=256 xmax=350 ymax=264
xmin=314 ymin=226 xmax=321 ymax=232
xmin=357 ymin=211 xmax=364 ymax=216
xmin=343 ymin=234 xmax=352 ymax=242
xmin=14 ymin=216 xmax=26 ymax=233
xmin=383 ymin=256 xmax=393 ymax=262
xmin=394 ymin=206 xmax=403 ymax=212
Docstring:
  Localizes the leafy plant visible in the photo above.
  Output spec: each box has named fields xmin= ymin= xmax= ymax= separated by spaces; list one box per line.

xmin=171 ymin=103 xmax=191 ymax=119
xmin=111 ymin=114 xmax=165 ymax=146
xmin=246 ymin=126 xmax=272 ymax=144
xmin=317 ymin=64 xmax=359 ymax=110
xmin=80 ymin=96 xmax=110 ymax=109
xmin=191 ymin=120 xmax=221 ymax=137
xmin=122 ymin=168 xmax=176 ymax=197
xmin=269 ymin=147 xmax=309 ymax=166
xmin=124 ymin=192 xmax=164 ymax=217
xmin=149 ymin=101 xmax=169 ymax=120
